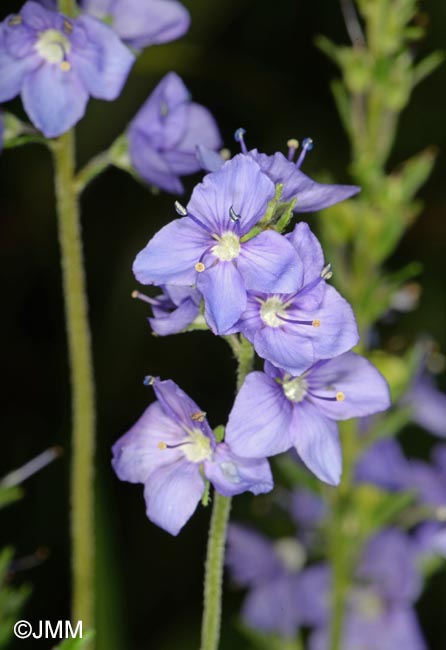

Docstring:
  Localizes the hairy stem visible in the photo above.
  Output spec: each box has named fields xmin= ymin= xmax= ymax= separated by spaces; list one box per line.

xmin=200 ymin=337 xmax=254 ymax=650
xmin=52 ymin=130 xmax=96 ymax=637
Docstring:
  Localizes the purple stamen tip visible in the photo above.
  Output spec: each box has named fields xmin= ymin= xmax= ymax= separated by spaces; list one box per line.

xmin=143 ymin=375 xmax=156 ymax=386
xmin=234 ymin=128 xmax=246 ymax=142
xmin=302 ymin=137 xmax=314 ymax=151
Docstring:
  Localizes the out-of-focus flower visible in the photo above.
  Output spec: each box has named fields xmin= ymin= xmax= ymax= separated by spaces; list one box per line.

xmin=198 ymin=131 xmax=360 ymax=212
xmin=225 ymin=352 xmax=390 ymax=485
xmin=81 ymin=0 xmax=190 ymax=49
xmin=127 ymin=72 xmax=221 ymax=194
xmin=310 ymin=529 xmax=426 ymax=650
xmin=226 ymin=524 xmax=329 ymax=637
xmin=230 ymin=223 xmax=359 ymax=375
xmin=132 ymin=285 xmax=202 ymax=336
xmin=133 ymin=155 xmax=303 ymax=333
xmin=0 ymin=1 xmax=134 ymax=137
xmin=406 ymin=368 xmax=446 ymax=438
xmin=355 ymin=437 xmax=409 ymax=491
xmin=112 ymin=378 xmax=273 ymax=535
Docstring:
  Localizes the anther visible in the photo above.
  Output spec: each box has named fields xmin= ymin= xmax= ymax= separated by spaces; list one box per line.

xmin=287 ymin=138 xmax=299 ymax=161
xmin=131 ymin=290 xmax=160 ymax=306
xmin=143 ymin=375 xmax=156 ymax=386
xmin=60 ymin=61 xmax=71 ymax=72
xmin=157 ymin=441 xmax=167 ymax=450
xmin=174 ymin=201 xmax=188 ymax=217
xmin=63 ymin=19 xmax=73 ymax=34
xmin=220 ymin=148 xmax=231 ymax=161
xmin=321 ymin=263 xmax=333 ymax=280
xmin=7 ymin=15 xmax=22 ymax=26
xmin=312 ymin=319 xmax=321 ymax=328
xmin=296 ymin=137 xmax=314 ymax=169
xmin=191 ymin=411 xmax=206 ymax=422
xmin=229 ymin=206 xmax=241 ymax=223
xmin=195 ymin=262 xmax=206 ymax=273
xmin=234 ymin=128 xmax=248 ymax=154
xmin=336 ymin=391 xmax=345 ymax=401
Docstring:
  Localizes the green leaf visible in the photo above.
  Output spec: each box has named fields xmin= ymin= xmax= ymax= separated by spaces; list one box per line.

xmin=0 ymin=486 xmax=23 ymax=510
xmin=52 ymin=630 xmax=95 ymax=650
xmin=412 ymin=51 xmax=445 ymax=88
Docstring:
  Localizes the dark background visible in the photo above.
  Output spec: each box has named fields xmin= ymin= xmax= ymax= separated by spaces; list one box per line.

xmin=1 ymin=0 xmax=445 ymax=648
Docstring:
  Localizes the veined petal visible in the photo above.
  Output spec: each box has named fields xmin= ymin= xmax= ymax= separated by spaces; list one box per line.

xmin=133 ymin=217 xmax=209 ymax=286
xmin=196 ymin=144 xmax=225 ymax=173
xmin=0 ymin=31 xmax=38 ymax=101
xmin=111 ymin=402 xmax=185 ymax=483
xmin=205 ymin=443 xmax=273 ymax=496
xmin=70 ymin=15 xmax=134 ymax=100
xmin=143 ymin=458 xmax=204 ymax=535
xmin=152 ymin=378 xmax=211 ymax=434
xmin=287 ymin=222 xmax=324 ymax=285
xmin=238 ymin=231 xmax=303 ymax=293
xmin=129 ymin=132 xmax=184 ymax=193
xmin=187 ymin=154 xmax=275 ymax=234
xmin=21 ymin=64 xmax=89 ymax=137
xmin=254 ymin=326 xmax=315 ymax=376
xmin=197 ymin=261 xmax=246 ymax=334
xmin=291 ymin=285 xmax=359 ymax=360
xmin=291 ymin=401 xmax=342 ymax=485
xmin=307 ymin=352 xmax=391 ymax=420
xmin=225 ymin=371 xmax=293 ymax=458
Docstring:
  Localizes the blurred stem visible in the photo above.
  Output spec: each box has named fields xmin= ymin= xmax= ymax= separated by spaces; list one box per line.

xmin=200 ymin=337 xmax=254 ymax=650
xmin=52 ymin=130 xmax=96 ymax=640
xmin=58 ymin=0 xmax=77 ymax=15
xmin=76 ymin=151 xmax=112 ymax=194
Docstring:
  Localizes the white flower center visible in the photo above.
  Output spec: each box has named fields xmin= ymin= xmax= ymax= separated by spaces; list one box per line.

xmin=274 ymin=538 xmax=306 ymax=572
xmin=283 ymin=376 xmax=308 ymax=402
xmin=35 ymin=29 xmax=71 ymax=64
xmin=181 ymin=428 xmax=213 ymax=463
xmin=260 ymin=296 xmax=287 ymax=327
xmin=212 ymin=231 xmax=240 ymax=261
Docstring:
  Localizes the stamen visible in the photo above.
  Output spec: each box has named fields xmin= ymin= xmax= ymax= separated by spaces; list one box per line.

xmin=321 ymin=263 xmax=333 ymax=280
xmin=234 ymin=128 xmax=248 ymax=154
xmin=60 ymin=60 xmax=71 ymax=72
xmin=157 ymin=441 xmax=167 ymax=450
xmin=7 ymin=15 xmax=22 ymax=26
xmin=220 ymin=148 xmax=231 ymax=161
xmin=278 ymin=315 xmax=321 ymax=327
xmin=296 ymin=137 xmax=314 ymax=169
xmin=336 ymin=391 xmax=345 ymax=401
xmin=191 ymin=411 xmax=206 ymax=422
xmin=174 ymin=201 xmax=213 ymax=234
xmin=195 ymin=262 xmax=206 ymax=273
xmin=143 ymin=375 xmax=156 ymax=386
xmin=0 ymin=447 xmax=62 ymax=488
xmin=308 ymin=390 xmax=346 ymax=402
xmin=287 ymin=138 xmax=299 ymax=161
xmin=63 ymin=19 xmax=73 ymax=35
xmin=131 ymin=290 xmax=162 ymax=306
xmin=229 ymin=206 xmax=241 ymax=234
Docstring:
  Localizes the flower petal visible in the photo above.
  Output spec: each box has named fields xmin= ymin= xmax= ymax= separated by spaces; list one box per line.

xmin=197 ymin=261 xmax=246 ymax=334
xmin=111 ymin=402 xmax=185 ymax=483
xmin=205 ymin=442 xmax=273 ymax=496
xmin=226 ymin=524 xmax=281 ymax=586
xmin=143 ymin=458 xmax=204 ymax=535
xmin=108 ymin=0 xmax=191 ymax=49
xmin=242 ymin=575 xmax=303 ymax=638
xmin=129 ymin=132 xmax=184 ymax=193
xmin=251 ymin=150 xmax=360 ymax=211
xmin=287 ymin=222 xmax=324 ymax=285
xmin=225 ymin=371 xmax=293 ymax=458
xmin=151 ymin=378 xmax=211 ymax=434
xmin=0 ymin=29 xmax=37 ymax=101
xmin=291 ymin=401 xmax=342 ymax=485
xmin=238 ymin=230 xmax=303 ymax=293
xmin=133 ymin=217 xmax=209 ymax=286
xmin=21 ymin=64 xmax=89 ymax=137
xmin=187 ymin=154 xmax=275 ymax=234
xmin=196 ymin=144 xmax=225 ymax=173
xmin=149 ymin=297 xmax=199 ymax=335
xmin=254 ymin=326 xmax=315 ymax=376
xmin=71 ymin=15 xmax=134 ymax=100
xmin=307 ymin=352 xmax=391 ymax=420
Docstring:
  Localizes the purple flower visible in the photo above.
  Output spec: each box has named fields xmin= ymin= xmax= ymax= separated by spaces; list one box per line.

xmin=225 ymin=352 xmax=391 ymax=485
xmin=231 ymin=222 xmax=359 ymax=374
xmin=133 ymin=155 xmax=303 ymax=333
xmin=310 ymin=529 xmax=426 ymax=650
xmin=406 ymin=369 xmax=446 ymax=438
xmin=133 ymin=284 xmax=202 ymax=336
xmin=355 ymin=438 xmax=410 ymax=491
xmin=112 ymin=378 xmax=273 ymax=535
xmin=0 ymin=1 xmax=134 ymax=137
xmin=226 ymin=524 xmax=329 ymax=637
xmin=128 ymin=72 xmax=221 ymax=194
xmin=198 ymin=132 xmax=360 ymax=212
xmin=81 ymin=0 xmax=190 ymax=49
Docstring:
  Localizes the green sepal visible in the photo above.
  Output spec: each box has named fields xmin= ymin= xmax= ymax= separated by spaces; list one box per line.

xmin=213 ymin=425 xmax=225 ymax=443
xmin=0 ymin=486 xmax=23 ymax=510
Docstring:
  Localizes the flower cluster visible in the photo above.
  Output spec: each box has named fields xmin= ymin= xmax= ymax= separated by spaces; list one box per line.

xmin=121 ymin=137 xmax=390 ymax=529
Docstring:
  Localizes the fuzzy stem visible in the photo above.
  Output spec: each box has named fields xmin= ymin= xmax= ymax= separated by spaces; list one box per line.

xmin=52 ymin=130 xmax=96 ymax=637
xmin=200 ymin=337 xmax=254 ymax=650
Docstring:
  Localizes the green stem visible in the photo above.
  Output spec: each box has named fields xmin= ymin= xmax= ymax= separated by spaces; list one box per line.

xmin=200 ymin=337 xmax=254 ymax=650
xmin=52 ymin=131 xmax=96 ymax=636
